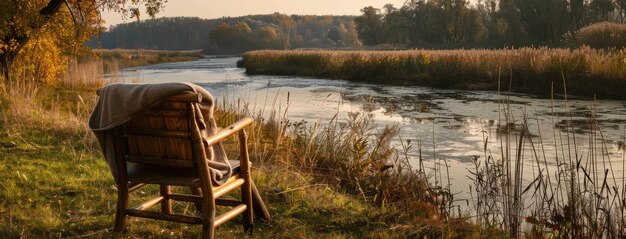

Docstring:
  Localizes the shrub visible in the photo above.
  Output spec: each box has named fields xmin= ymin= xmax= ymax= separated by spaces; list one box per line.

xmin=567 ymin=22 xmax=626 ymax=49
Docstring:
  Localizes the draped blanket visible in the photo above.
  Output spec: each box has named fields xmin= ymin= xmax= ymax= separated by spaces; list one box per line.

xmin=89 ymin=82 xmax=231 ymax=185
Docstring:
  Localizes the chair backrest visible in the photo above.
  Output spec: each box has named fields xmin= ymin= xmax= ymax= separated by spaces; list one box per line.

xmin=116 ymin=92 xmax=205 ymax=169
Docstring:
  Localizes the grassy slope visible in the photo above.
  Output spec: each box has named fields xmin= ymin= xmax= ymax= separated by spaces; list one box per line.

xmin=0 ymin=87 xmax=490 ymax=238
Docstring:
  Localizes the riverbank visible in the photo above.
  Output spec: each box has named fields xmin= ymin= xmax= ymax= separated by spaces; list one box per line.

xmin=241 ymin=48 xmax=626 ymax=99
xmin=94 ymin=48 xmax=203 ymax=70
xmin=0 ymin=82 xmax=492 ymax=238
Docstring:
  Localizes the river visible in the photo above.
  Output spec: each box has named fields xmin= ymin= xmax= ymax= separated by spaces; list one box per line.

xmin=112 ymin=56 xmax=626 ymax=211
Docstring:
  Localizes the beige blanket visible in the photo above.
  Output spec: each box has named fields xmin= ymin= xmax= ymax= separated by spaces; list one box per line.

xmin=89 ymin=82 xmax=231 ymax=185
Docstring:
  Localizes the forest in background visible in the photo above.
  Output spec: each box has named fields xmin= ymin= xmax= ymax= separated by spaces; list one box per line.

xmin=88 ymin=14 xmax=362 ymax=53
xmin=89 ymin=0 xmax=626 ymax=53
xmin=354 ymin=0 xmax=626 ymax=48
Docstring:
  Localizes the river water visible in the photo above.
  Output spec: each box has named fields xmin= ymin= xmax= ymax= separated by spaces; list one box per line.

xmin=113 ymin=56 xmax=626 ymax=208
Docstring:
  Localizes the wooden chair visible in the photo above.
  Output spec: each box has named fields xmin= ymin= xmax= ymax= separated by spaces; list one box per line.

xmin=110 ymin=91 xmax=269 ymax=239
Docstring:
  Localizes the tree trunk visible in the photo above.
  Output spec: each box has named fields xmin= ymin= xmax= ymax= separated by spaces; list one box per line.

xmin=1 ymin=53 xmax=9 ymax=82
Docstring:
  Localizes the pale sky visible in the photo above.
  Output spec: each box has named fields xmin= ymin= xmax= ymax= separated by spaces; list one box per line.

xmin=101 ymin=0 xmax=407 ymax=26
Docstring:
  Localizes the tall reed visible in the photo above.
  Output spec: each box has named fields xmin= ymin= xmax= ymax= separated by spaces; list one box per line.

xmin=214 ymin=94 xmax=441 ymax=214
xmin=60 ymin=58 xmax=107 ymax=91
xmin=465 ymin=78 xmax=626 ymax=238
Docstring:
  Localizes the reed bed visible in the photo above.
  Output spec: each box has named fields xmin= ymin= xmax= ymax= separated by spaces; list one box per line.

xmin=242 ymin=48 xmax=626 ymax=99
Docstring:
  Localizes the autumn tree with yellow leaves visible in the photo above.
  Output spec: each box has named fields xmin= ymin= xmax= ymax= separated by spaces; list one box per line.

xmin=0 ymin=0 xmax=165 ymax=84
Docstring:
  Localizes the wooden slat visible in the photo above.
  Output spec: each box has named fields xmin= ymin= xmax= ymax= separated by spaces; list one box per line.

xmin=216 ymin=198 xmax=244 ymax=207
xmin=126 ymin=209 xmax=203 ymax=224
xmin=167 ymin=195 xmax=244 ymax=207
xmin=126 ymin=156 xmax=194 ymax=168
xmin=123 ymin=128 xmax=189 ymax=138
xmin=167 ymin=92 xmax=202 ymax=102
xmin=214 ymin=204 xmax=247 ymax=227
xmin=204 ymin=117 xmax=254 ymax=146
xmin=143 ymin=109 xmax=188 ymax=118
xmin=162 ymin=111 xmax=191 ymax=160
xmin=131 ymin=196 xmax=164 ymax=211
xmin=214 ymin=178 xmax=245 ymax=199
xmin=169 ymin=193 xmax=203 ymax=203
xmin=128 ymin=182 xmax=146 ymax=193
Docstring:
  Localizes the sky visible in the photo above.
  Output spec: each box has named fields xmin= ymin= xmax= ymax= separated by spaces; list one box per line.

xmin=101 ymin=0 xmax=407 ymax=26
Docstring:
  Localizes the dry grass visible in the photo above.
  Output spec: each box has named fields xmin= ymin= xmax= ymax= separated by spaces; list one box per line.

xmin=242 ymin=48 xmax=626 ymax=99
xmin=60 ymin=58 xmax=107 ymax=91
xmin=218 ymin=97 xmax=438 ymax=211
xmin=94 ymin=49 xmax=203 ymax=69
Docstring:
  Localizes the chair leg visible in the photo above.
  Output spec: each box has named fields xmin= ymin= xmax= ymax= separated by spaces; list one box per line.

xmin=251 ymin=181 xmax=271 ymax=221
xmin=202 ymin=223 xmax=215 ymax=239
xmin=242 ymin=177 xmax=254 ymax=233
xmin=114 ymin=184 xmax=129 ymax=234
xmin=202 ymin=199 xmax=216 ymax=239
xmin=160 ymin=185 xmax=172 ymax=214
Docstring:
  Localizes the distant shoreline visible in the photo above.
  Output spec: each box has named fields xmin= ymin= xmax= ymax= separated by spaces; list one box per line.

xmin=93 ymin=48 xmax=204 ymax=69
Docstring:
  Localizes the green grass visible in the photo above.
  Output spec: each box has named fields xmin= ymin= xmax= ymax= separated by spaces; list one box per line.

xmin=0 ymin=85 xmax=488 ymax=238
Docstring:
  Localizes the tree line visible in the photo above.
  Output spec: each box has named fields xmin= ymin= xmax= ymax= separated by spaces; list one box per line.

xmin=89 ymin=14 xmax=362 ymax=53
xmin=354 ymin=0 xmax=626 ymax=48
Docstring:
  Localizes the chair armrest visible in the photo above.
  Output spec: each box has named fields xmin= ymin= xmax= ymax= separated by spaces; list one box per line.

xmin=203 ymin=117 xmax=254 ymax=146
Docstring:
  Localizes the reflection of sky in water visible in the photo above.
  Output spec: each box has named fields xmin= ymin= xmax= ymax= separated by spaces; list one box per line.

xmin=113 ymin=57 xmax=626 ymax=203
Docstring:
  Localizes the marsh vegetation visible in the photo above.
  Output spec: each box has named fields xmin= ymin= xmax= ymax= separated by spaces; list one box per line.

xmin=242 ymin=48 xmax=626 ymax=99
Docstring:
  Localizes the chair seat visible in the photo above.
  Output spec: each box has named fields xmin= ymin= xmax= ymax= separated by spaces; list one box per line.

xmin=127 ymin=160 xmax=241 ymax=187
